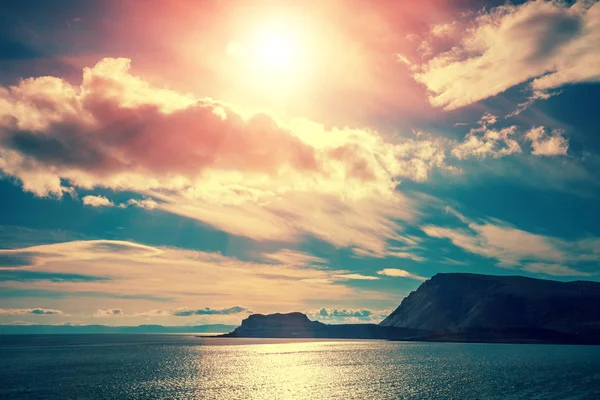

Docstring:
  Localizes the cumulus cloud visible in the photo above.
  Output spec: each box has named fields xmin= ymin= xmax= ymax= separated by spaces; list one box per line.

xmin=0 ymin=308 xmax=64 ymax=315
xmin=376 ymin=268 xmax=427 ymax=281
xmin=307 ymin=307 xmax=392 ymax=323
xmin=82 ymin=195 xmax=113 ymax=207
xmin=526 ymin=126 xmax=569 ymax=156
xmin=412 ymin=1 xmax=600 ymax=109
xmin=0 ymin=58 xmax=450 ymax=254
xmin=451 ymin=115 xmax=569 ymax=159
xmin=421 ymin=208 xmax=599 ymax=276
xmin=430 ymin=21 xmax=457 ymax=38
xmin=173 ymin=306 xmax=248 ymax=316
xmin=94 ymin=308 xmax=123 ymax=317
xmin=319 ymin=308 xmax=371 ymax=318
xmin=452 ymin=125 xmax=521 ymax=160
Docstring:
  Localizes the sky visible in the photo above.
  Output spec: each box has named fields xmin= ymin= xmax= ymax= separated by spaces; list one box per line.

xmin=0 ymin=0 xmax=599 ymax=327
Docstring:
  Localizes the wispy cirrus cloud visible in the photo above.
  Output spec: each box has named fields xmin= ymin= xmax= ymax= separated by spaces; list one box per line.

xmin=421 ymin=208 xmax=600 ymax=277
xmin=352 ymin=247 xmax=425 ymax=262
xmin=411 ymin=0 xmax=600 ymax=110
xmin=0 ymin=240 xmax=391 ymax=311
xmin=334 ymin=273 xmax=380 ymax=281
xmin=376 ymin=268 xmax=427 ymax=281
xmin=523 ymin=263 xmax=592 ymax=277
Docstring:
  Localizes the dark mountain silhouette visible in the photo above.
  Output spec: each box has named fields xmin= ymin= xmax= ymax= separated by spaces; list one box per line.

xmin=221 ymin=312 xmax=426 ymax=339
xmin=221 ymin=274 xmax=600 ymax=344
xmin=380 ymin=273 xmax=600 ymax=343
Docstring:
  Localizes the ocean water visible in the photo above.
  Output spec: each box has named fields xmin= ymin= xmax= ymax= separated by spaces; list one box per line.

xmin=1 ymin=335 xmax=599 ymax=399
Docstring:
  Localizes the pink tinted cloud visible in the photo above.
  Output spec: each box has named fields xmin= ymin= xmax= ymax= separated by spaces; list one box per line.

xmin=0 ymin=58 xmax=449 ymax=255
xmin=55 ymin=1 xmax=464 ymax=127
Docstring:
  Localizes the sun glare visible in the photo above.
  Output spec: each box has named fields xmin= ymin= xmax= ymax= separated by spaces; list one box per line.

xmin=227 ymin=17 xmax=311 ymax=91
xmin=254 ymin=31 xmax=296 ymax=71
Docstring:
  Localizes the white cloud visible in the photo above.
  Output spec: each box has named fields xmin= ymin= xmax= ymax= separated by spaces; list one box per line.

xmin=376 ymin=268 xmax=427 ymax=281
xmin=452 ymin=125 xmax=521 ymax=159
xmin=526 ymin=126 xmax=569 ymax=156
xmin=82 ymin=195 xmax=113 ymax=207
xmin=333 ymin=273 xmax=380 ymax=281
xmin=0 ymin=58 xmax=450 ymax=255
xmin=421 ymin=208 xmax=599 ymax=276
xmin=412 ymin=1 xmax=600 ymax=109
xmin=507 ymin=90 xmax=560 ymax=117
xmin=306 ymin=307 xmax=393 ymax=324
xmin=125 ymin=198 xmax=158 ymax=209
xmin=431 ymin=21 xmax=457 ymax=38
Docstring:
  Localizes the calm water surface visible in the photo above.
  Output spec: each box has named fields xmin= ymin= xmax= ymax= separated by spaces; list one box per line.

xmin=1 ymin=335 xmax=599 ymax=399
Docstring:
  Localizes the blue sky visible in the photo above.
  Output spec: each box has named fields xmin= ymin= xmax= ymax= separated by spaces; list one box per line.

xmin=0 ymin=0 xmax=599 ymax=326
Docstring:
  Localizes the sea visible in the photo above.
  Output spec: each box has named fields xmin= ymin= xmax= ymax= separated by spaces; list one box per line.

xmin=1 ymin=335 xmax=599 ymax=399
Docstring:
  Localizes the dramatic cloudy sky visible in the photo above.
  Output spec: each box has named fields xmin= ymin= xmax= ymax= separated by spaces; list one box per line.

xmin=1 ymin=0 xmax=599 ymax=326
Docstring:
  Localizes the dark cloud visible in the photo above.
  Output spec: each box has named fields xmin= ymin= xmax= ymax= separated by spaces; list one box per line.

xmin=0 ymin=59 xmax=319 ymax=191
xmin=0 ymin=270 xmax=109 ymax=282
xmin=173 ymin=306 xmax=247 ymax=316
xmin=29 ymin=308 xmax=62 ymax=315
xmin=5 ymin=129 xmax=110 ymax=170
xmin=0 ymin=252 xmax=39 ymax=267
xmin=94 ymin=308 xmax=123 ymax=317
xmin=0 ymin=307 xmax=64 ymax=315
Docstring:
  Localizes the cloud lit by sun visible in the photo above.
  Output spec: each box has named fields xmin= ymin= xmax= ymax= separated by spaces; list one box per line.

xmin=1 ymin=0 xmax=599 ymax=331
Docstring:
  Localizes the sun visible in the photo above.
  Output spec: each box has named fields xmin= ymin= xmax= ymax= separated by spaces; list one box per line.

xmin=227 ymin=18 xmax=310 ymax=87
xmin=254 ymin=32 xmax=296 ymax=71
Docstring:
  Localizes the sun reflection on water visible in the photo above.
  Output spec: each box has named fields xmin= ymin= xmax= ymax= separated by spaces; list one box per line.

xmin=190 ymin=339 xmax=389 ymax=399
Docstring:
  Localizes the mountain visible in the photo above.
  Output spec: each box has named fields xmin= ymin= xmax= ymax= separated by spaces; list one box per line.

xmin=221 ymin=312 xmax=426 ymax=339
xmin=0 ymin=324 xmax=237 ymax=334
xmin=222 ymin=274 xmax=600 ymax=344
xmin=380 ymin=273 xmax=600 ymax=343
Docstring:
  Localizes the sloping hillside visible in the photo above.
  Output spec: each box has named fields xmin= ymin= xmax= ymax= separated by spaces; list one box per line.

xmin=380 ymin=273 xmax=600 ymax=335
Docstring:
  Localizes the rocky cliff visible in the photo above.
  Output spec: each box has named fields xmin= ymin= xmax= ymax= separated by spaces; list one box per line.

xmin=380 ymin=273 xmax=600 ymax=337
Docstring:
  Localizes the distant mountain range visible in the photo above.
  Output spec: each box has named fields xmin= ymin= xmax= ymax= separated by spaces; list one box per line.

xmin=222 ymin=273 xmax=600 ymax=344
xmin=0 ymin=324 xmax=236 ymax=335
